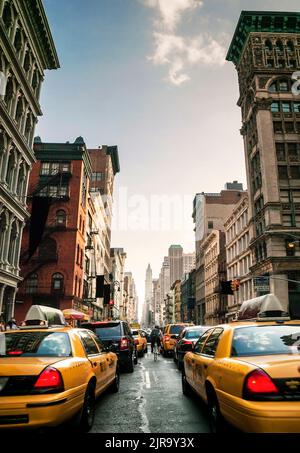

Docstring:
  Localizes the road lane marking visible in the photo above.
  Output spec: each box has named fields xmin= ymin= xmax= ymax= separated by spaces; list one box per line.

xmin=145 ymin=371 xmax=151 ymax=389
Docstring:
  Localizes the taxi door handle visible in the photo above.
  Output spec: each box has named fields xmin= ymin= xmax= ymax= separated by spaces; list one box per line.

xmin=204 ymin=364 xmax=208 ymax=370
xmin=93 ymin=362 xmax=97 ymax=367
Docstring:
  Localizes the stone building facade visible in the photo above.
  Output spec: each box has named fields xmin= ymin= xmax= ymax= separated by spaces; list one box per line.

xmin=0 ymin=0 xmax=59 ymax=323
xmin=224 ymin=193 xmax=253 ymax=321
xmin=227 ymin=11 xmax=300 ymax=318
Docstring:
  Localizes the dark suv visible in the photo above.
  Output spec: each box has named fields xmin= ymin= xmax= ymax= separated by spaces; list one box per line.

xmin=81 ymin=320 xmax=138 ymax=372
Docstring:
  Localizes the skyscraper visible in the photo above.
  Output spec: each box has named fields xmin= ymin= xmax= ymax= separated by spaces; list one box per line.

xmin=169 ymin=245 xmax=183 ymax=287
xmin=227 ymin=11 xmax=300 ymax=318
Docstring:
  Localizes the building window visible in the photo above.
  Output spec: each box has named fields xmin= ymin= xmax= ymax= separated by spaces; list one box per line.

xmin=26 ymin=273 xmax=38 ymax=294
xmin=52 ymin=273 xmax=64 ymax=291
xmin=92 ymin=172 xmax=103 ymax=181
xmin=271 ymin=102 xmax=280 ymax=112
xmin=40 ymin=162 xmax=50 ymax=175
xmin=269 ymin=78 xmax=290 ymax=93
xmin=287 ymin=40 xmax=295 ymax=52
xmin=274 ymin=121 xmax=283 ymax=133
xmin=290 ymin=166 xmax=300 ymax=180
xmin=285 ymin=122 xmax=295 ymax=134
xmin=40 ymin=162 xmax=71 ymax=175
xmin=278 ymin=165 xmax=288 ymax=180
xmin=282 ymin=102 xmax=292 ymax=113
xmin=282 ymin=214 xmax=292 ymax=227
xmin=276 ymin=143 xmax=286 ymax=161
xmin=55 ymin=210 xmax=67 ymax=227
xmin=265 ymin=39 xmax=273 ymax=51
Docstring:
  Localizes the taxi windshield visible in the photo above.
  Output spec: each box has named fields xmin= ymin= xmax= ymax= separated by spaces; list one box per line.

xmin=131 ymin=330 xmax=139 ymax=336
xmin=170 ymin=325 xmax=185 ymax=335
xmin=0 ymin=331 xmax=72 ymax=357
xmin=185 ymin=329 xmax=204 ymax=339
xmin=231 ymin=325 xmax=300 ymax=357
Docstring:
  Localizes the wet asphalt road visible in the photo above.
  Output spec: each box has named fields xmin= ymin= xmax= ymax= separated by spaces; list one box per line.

xmin=91 ymin=348 xmax=210 ymax=433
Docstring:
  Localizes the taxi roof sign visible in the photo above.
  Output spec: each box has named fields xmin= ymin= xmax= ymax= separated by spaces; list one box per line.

xmin=238 ymin=294 xmax=290 ymax=322
xmin=22 ymin=305 xmax=67 ymax=328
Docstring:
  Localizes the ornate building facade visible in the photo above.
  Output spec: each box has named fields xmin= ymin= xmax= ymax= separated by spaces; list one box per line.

xmin=227 ymin=11 xmax=300 ymax=317
xmin=0 ymin=0 xmax=59 ymax=323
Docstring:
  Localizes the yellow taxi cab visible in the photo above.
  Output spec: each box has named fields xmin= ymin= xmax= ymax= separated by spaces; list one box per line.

xmin=131 ymin=329 xmax=148 ymax=357
xmin=0 ymin=305 xmax=119 ymax=432
xmin=182 ymin=294 xmax=300 ymax=433
xmin=162 ymin=323 xmax=193 ymax=357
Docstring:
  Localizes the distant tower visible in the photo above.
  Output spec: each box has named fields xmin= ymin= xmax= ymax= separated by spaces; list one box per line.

xmin=169 ymin=245 xmax=183 ymax=287
xmin=143 ymin=264 xmax=153 ymax=326
xmin=227 ymin=11 xmax=300 ymax=317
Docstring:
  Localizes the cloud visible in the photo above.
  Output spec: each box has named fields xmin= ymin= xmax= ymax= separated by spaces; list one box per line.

xmin=142 ymin=0 xmax=203 ymax=31
xmin=141 ymin=0 xmax=226 ymax=86
xmin=149 ymin=32 xmax=226 ymax=86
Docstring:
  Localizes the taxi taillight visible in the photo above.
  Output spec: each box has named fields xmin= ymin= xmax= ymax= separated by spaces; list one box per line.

xmin=33 ymin=367 xmax=64 ymax=392
xmin=164 ymin=335 xmax=170 ymax=341
xmin=244 ymin=369 xmax=279 ymax=399
xmin=120 ymin=337 xmax=129 ymax=350
xmin=134 ymin=339 xmax=139 ymax=345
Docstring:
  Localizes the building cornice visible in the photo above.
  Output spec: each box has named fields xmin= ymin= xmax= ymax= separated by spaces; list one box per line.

xmin=19 ymin=0 xmax=60 ymax=70
xmin=227 ymin=11 xmax=300 ymax=66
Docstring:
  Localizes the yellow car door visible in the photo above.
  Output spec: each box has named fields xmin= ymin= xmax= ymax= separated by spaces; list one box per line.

xmin=185 ymin=329 xmax=212 ymax=390
xmin=78 ymin=330 xmax=108 ymax=394
xmin=193 ymin=328 xmax=224 ymax=401
xmin=88 ymin=331 xmax=116 ymax=386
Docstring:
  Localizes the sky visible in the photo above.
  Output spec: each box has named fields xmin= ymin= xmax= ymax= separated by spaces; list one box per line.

xmin=38 ymin=0 xmax=300 ymax=319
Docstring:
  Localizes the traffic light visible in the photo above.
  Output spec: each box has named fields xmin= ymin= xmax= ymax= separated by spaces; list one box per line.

xmin=108 ymin=299 xmax=114 ymax=306
xmin=103 ymin=284 xmax=111 ymax=305
xmin=220 ymin=281 xmax=233 ymax=295
xmin=286 ymin=240 xmax=296 ymax=256
xmin=231 ymin=279 xmax=241 ymax=292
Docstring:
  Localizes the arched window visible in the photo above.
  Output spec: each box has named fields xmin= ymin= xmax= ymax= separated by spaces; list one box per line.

xmin=4 ymin=76 xmax=14 ymax=107
xmin=287 ymin=40 xmax=295 ymax=52
xmin=15 ymin=96 xmax=24 ymax=125
xmin=275 ymin=40 xmax=284 ymax=51
xmin=2 ymin=2 xmax=13 ymax=30
xmin=32 ymin=69 xmax=39 ymax=92
xmin=0 ymin=211 xmax=8 ymax=261
xmin=24 ymin=51 xmax=31 ymax=72
xmin=75 ymin=275 xmax=78 ymax=296
xmin=265 ymin=39 xmax=273 ymax=51
xmin=5 ymin=150 xmax=15 ymax=188
xmin=24 ymin=112 xmax=33 ymax=141
xmin=269 ymin=78 xmax=290 ymax=93
xmin=17 ymin=164 xmax=26 ymax=198
xmin=52 ymin=273 xmax=64 ymax=291
xmin=26 ymin=273 xmax=38 ymax=294
xmin=55 ymin=209 xmax=66 ymax=227
xmin=13 ymin=27 xmax=22 ymax=52
xmin=8 ymin=220 xmax=18 ymax=265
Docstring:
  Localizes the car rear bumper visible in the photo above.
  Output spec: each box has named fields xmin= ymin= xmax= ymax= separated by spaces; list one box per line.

xmin=0 ymin=390 xmax=84 ymax=429
xmin=163 ymin=342 xmax=175 ymax=351
xmin=219 ymin=390 xmax=300 ymax=433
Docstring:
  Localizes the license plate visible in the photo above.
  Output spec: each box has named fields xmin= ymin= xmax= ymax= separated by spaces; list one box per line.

xmin=0 ymin=377 xmax=8 ymax=392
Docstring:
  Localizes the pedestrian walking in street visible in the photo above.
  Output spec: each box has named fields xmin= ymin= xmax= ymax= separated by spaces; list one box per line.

xmin=6 ymin=318 xmax=18 ymax=330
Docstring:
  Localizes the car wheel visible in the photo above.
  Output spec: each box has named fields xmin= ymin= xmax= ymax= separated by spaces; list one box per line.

xmin=145 ymin=346 xmax=148 ymax=354
xmin=163 ymin=349 xmax=168 ymax=358
xmin=127 ymin=353 xmax=134 ymax=373
xmin=78 ymin=382 xmax=96 ymax=432
xmin=207 ymin=390 xmax=225 ymax=433
xmin=173 ymin=353 xmax=178 ymax=363
xmin=178 ymin=360 xmax=183 ymax=371
xmin=182 ymin=372 xmax=192 ymax=397
xmin=110 ymin=367 xmax=120 ymax=393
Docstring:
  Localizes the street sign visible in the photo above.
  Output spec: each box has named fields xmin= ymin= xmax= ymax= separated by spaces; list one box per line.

xmin=253 ymin=277 xmax=270 ymax=292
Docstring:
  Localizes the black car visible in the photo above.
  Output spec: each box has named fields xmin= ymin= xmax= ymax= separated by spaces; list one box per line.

xmin=81 ymin=320 xmax=138 ymax=372
xmin=174 ymin=325 xmax=211 ymax=370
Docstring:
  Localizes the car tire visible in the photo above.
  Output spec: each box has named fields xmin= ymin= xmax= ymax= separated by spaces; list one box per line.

xmin=173 ymin=353 xmax=178 ymax=363
xmin=134 ymin=349 xmax=138 ymax=365
xmin=127 ymin=353 xmax=135 ymax=373
xmin=145 ymin=346 xmax=148 ymax=354
xmin=207 ymin=389 xmax=226 ymax=433
xmin=110 ymin=367 xmax=120 ymax=393
xmin=178 ymin=360 xmax=183 ymax=371
xmin=182 ymin=372 xmax=192 ymax=397
xmin=77 ymin=382 xmax=96 ymax=432
xmin=163 ymin=349 xmax=168 ymax=358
